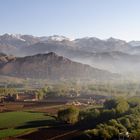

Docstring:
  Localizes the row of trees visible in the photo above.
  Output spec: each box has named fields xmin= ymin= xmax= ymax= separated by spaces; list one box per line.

xmin=57 ymin=106 xmax=79 ymax=124
xmin=57 ymin=98 xmax=131 ymax=125
xmin=0 ymin=88 xmax=17 ymax=95
xmin=57 ymin=97 xmax=140 ymax=140
xmin=83 ymin=97 xmax=140 ymax=140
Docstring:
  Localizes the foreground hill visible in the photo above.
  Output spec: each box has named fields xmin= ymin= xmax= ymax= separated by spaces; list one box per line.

xmin=0 ymin=52 xmax=117 ymax=82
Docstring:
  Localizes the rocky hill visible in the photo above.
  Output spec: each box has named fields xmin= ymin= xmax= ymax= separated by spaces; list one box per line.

xmin=0 ymin=53 xmax=15 ymax=67
xmin=0 ymin=52 xmax=117 ymax=82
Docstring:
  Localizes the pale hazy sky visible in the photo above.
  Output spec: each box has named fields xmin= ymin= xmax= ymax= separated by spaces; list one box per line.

xmin=0 ymin=0 xmax=140 ymax=41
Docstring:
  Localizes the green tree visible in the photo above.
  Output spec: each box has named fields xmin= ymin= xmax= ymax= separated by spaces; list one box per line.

xmin=104 ymin=99 xmax=117 ymax=109
xmin=57 ymin=106 xmax=79 ymax=124
xmin=104 ymin=98 xmax=129 ymax=114
xmin=130 ymin=129 xmax=140 ymax=140
xmin=36 ymin=89 xmax=44 ymax=100
xmin=79 ymin=108 xmax=100 ymax=121
xmin=119 ymin=118 xmax=131 ymax=129
xmin=115 ymin=100 xmax=129 ymax=114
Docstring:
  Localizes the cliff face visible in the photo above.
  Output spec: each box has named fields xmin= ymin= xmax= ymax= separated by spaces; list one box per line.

xmin=0 ymin=53 xmax=15 ymax=67
xmin=0 ymin=52 xmax=116 ymax=81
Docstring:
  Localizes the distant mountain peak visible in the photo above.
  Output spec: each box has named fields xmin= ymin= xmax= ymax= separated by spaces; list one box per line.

xmin=107 ymin=37 xmax=122 ymax=42
xmin=43 ymin=35 xmax=70 ymax=42
xmin=0 ymin=33 xmax=25 ymax=42
xmin=75 ymin=37 xmax=101 ymax=42
xmin=129 ymin=41 xmax=140 ymax=47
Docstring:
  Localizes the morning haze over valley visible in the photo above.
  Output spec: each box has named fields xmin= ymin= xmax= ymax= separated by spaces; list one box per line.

xmin=1 ymin=0 xmax=140 ymax=140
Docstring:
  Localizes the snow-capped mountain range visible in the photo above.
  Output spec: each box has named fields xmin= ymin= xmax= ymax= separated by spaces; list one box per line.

xmin=1 ymin=33 xmax=140 ymax=75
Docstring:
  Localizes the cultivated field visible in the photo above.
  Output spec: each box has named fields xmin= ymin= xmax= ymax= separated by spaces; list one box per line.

xmin=0 ymin=111 xmax=58 ymax=139
xmin=0 ymin=100 xmax=89 ymax=140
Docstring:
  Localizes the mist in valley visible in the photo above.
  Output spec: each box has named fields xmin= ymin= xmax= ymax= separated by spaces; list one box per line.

xmin=1 ymin=1 xmax=140 ymax=140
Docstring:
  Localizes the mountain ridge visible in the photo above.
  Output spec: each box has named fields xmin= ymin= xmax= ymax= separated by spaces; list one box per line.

xmin=1 ymin=33 xmax=140 ymax=75
xmin=0 ymin=52 xmax=117 ymax=82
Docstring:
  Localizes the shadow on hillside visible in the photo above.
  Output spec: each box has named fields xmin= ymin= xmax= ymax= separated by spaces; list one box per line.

xmin=16 ymin=119 xmax=60 ymax=129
